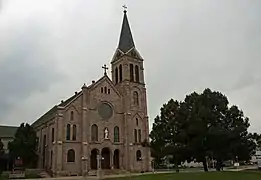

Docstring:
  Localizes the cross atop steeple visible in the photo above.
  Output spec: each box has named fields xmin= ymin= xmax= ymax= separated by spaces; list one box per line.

xmin=122 ymin=5 xmax=127 ymax=13
xmin=102 ymin=64 xmax=108 ymax=75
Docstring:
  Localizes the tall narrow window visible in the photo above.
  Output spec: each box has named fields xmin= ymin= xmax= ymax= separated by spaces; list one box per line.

xmin=67 ymin=149 xmax=75 ymax=162
xmin=136 ymin=150 xmax=142 ymax=161
xmin=130 ymin=64 xmax=134 ymax=82
xmin=114 ymin=126 xmax=120 ymax=142
xmin=43 ymin=134 xmax=46 ymax=146
xmin=101 ymin=87 xmax=103 ymax=93
xmin=133 ymin=91 xmax=139 ymax=106
xmin=51 ymin=128 xmax=54 ymax=142
xmin=108 ymin=89 xmax=110 ymax=94
xmin=138 ymin=129 xmax=141 ymax=143
xmin=72 ymin=125 xmax=77 ymax=141
xmin=119 ymin=64 xmax=123 ymax=82
xmin=91 ymin=124 xmax=98 ymax=141
xmin=50 ymin=151 xmax=53 ymax=167
xmin=66 ymin=124 xmax=71 ymax=140
xmin=70 ymin=111 xmax=74 ymax=121
xmin=136 ymin=118 xmax=138 ymax=126
xmin=134 ymin=129 xmax=137 ymax=143
xmin=135 ymin=65 xmax=139 ymax=83
xmin=115 ymin=67 xmax=118 ymax=84
xmin=104 ymin=87 xmax=107 ymax=94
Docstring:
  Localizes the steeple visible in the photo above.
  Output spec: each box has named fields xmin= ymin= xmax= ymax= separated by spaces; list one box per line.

xmin=118 ymin=8 xmax=135 ymax=53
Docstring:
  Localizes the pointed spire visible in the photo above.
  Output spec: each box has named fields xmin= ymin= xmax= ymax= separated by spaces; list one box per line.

xmin=118 ymin=7 xmax=135 ymax=53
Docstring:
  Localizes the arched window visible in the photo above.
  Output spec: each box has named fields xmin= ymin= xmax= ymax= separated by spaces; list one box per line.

xmin=72 ymin=125 xmax=76 ymax=141
xmin=114 ymin=126 xmax=120 ymax=142
xmin=133 ymin=91 xmax=139 ymax=106
xmin=51 ymin=128 xmax=54 ymax=142
xmin=135 ymin=65 xmax=139 ymax=83
xmin=67 ymin=149 xmax=75 ymax=162
xmin=119 ymin=64 xmax=123 ymax=82
xmin=130 ymin=64 xmax=134 ymax=82
xmin=134 ymin=129 xmax=137 ymax=143
xmin=70 ymin=111 xmax=74 ymax=121
xmin=115 ymin=67 xmax=118 ymax=84
xmin=91 ymin=124 xmax=98 ymax=141
xmin=66 ymin=124 xmax=71 ymax=140
xmin=136 ymin=150 xmax=142 ymax=161
xmin=138 ymin=129 xmax=141 ymax=143
xmin=101 ymin=87 xmax=103 ymax=93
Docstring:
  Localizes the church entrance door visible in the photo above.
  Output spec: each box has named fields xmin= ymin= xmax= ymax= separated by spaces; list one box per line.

xmin=101 ymin=148 xmax=110 ymax=169
xmin=90 ymin=149 xmax=98 ymax=169
xmin=113 ymin=149 xmax=120 ymax=169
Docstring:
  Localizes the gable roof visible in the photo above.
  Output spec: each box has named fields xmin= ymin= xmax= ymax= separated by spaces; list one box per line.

xmin=88 ymin=75 xmax=122 ymax=97
xmin=0 ymin=125 xmax=18 ymax=138
xmin=31 ymin=92 xmax=82 ymax=128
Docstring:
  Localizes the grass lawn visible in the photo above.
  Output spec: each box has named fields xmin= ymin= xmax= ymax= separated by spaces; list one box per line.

xmin=107 ymin=171 xmax=261 ymax=180
xmin=0 ymin=170 xmax=41 ymax=180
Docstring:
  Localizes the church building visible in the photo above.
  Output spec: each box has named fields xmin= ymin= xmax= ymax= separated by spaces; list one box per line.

xmin=32 ymin=9 xmax=151 ymax=176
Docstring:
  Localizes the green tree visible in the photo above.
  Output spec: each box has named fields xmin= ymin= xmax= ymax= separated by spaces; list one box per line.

xmin=150 ymin=99 xmax=181 ymax=168
xmin=150 ymin=88 xmax=257 ymax=172
xmin=8 ymin=123 xmax=38 ymax=168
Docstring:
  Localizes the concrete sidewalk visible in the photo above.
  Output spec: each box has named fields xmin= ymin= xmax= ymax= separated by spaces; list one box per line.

xmin=24 ymin=171 xmax=174 ymax=180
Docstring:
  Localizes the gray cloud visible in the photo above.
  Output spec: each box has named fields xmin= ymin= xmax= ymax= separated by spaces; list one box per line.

xmin=0 ymin=0 xmax=260 ymax=133
xmin=0 ymin=11 xmax=65 ymax=121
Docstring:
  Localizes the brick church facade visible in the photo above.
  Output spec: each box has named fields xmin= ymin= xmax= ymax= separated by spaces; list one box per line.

xmin=32 ymin=9 xmax=151 ymax=176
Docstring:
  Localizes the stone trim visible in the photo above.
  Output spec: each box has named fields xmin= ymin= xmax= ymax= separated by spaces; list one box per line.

xmin=58 ymin=113 xmax=63 ymax=117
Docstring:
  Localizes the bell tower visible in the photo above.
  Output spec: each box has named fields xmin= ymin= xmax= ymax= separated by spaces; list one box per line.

xmin=111 ymin=8 xmax=151 ymax=172
xmin=111 ymin=8 xmax=145 ymax=85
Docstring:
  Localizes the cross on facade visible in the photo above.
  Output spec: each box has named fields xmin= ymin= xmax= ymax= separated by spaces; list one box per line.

xmin=102 ymin=64 xmax=108 ymax=75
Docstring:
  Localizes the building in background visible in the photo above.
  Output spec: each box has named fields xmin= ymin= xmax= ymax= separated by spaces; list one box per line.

xmin=0 ymin=125 xmax=18 ymax=154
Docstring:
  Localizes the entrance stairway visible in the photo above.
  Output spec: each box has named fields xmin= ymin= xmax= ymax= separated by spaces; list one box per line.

xmin=40 ymin=170 xmax=52 ymax=178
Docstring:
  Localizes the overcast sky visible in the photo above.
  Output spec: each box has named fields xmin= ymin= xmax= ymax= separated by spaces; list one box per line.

xmin=0 ymin=0 xmax=260 ymax=133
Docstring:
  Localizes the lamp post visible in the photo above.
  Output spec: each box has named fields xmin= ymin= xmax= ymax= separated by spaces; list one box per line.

xmin=129 ymin=143 xmax=133 ymax=179
xmin=81 ymin=156 xmax=88 ymax=179
xmin=97 ymin=154 xmax=100 ymax=179
xmin=140 ymin=157 xmax=143 ymax=173
xmin=97 ymin=153 xmax=104 ymax=180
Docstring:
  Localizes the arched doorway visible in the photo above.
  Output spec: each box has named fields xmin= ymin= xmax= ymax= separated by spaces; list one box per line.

xmin=101 ymin=147 xmax=110 ymax=169
xmin=90 ymin=149 xmax=98 ymax=169
xmin=113 ymin=149 xmax=120 ymax=169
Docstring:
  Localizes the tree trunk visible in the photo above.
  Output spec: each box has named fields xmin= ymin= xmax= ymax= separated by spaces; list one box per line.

xmin=175 ymin=159 xmax=179 ymax=173
xmin=216 ymin=160 xmax=222 ymax=171
xmin=203 ymin=159 xmax=208 ymax=172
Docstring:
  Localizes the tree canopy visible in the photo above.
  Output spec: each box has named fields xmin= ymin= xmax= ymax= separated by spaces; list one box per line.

xmin=8 ymin=123 xmax=38 ymax=168
xmin=150 ymin=88 xmax=257 ymax=171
